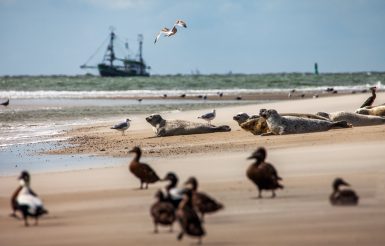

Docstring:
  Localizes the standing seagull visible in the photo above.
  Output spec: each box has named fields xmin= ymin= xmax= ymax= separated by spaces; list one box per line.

xmin=111 ymin=118 xmax=131 ymax=136
xmin=154 ymin=19 xmax=187 ymax=44
xmin=1 ymin=98 xmax=9 ymax=106
xmin=360 ymin=86 xmax=377 ymax=108
xmin=198 ymin=109 xmax=216 ymax=125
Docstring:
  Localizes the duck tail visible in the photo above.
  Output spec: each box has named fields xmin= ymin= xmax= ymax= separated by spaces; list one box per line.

xmin=277 ymin=183 xmax=284 ymax=189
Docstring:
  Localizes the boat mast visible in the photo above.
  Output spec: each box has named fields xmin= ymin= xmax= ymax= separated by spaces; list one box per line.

xmin=138 ymin=34 xmax=144 ymax=74
xmin=106 ymin=30 xmax=116 ymax=66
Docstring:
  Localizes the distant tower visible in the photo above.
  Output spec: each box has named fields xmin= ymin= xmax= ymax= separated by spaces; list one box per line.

xmin=314 ymin=62 xmax=319 ymax=75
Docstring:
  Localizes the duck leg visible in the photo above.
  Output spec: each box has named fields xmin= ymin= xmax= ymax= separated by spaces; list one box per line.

xmin=177 ymin=231 xmax=184 ymax=241
xmin=140 ymin=181 xmax=143 ymax=189
xmin=169 ymin=224 xmax=173 ymax=233
xmin=197 ymin=237 xmax=202 ymax=245
xmin=34 ymin=217 xmax=39 ymax=226
xmin=145 ymin=183 xmax=149 ymax=189
xmin=271 ymin=190 xmax=276 ymax=198
xmin=23 ymin=215 xmax=29 ymax=227
xmin=153 ymin=223 xmax=158 ymax=233
xmin=258 ymin=188 xmax=262 ymax=199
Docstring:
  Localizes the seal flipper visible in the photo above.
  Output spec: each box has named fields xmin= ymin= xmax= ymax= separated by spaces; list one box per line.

xmin=332 ymin=121 xmax=352 ymax=129
xmin=214 ymin=125 xmax=231 ymax=132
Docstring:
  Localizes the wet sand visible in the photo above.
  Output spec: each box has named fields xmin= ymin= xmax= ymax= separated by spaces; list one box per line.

xmin=1 ymin=92 xmax=385 ymax=245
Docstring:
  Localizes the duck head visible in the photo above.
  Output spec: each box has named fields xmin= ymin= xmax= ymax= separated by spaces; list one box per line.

xmin=128 ymin=146 xmax=141 ymax=155
xmin=18 ymin=170 xmax=31 ymax=186
xmin=163 ymin=172 xmax=178 ymax=183
xmin=247 ymin=147 xmax=267 ymax=163
xmin=184 ymin=177 xmax=198 ymax=191
xmin=333 ymin=178 xmax=350 ymax=191
xmin=154 ymin=189 xmax=166 ymax=201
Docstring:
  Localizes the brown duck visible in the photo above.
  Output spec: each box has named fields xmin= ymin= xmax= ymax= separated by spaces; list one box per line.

xmin=176 ymin=189 xmax=206 ymax=244
xmin=246 ymin=147 xmax=284 ymax=198
xmin=150 ymin=190 xmax=176 ymax=233
xmin=128 ymin=146 xmax=160 ymax=189
xmin=360 ymin=86 xmax=376 ymax=108
xmin=184 ymin=177 xmax=224 ymax=221
xmin=330 ymin=178 xmax=359 ymax=206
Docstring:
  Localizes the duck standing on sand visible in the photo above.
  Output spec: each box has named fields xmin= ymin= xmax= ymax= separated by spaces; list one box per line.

xmin=184 ymin=177 xmax=224 ymax=221
xmin=111 ymin=118 xmax=131 ymax=136
xmin=163 ymin=172 xmax=184 ymax=208
xmin=150 ymin=190 xmax=176 ymax=233
xmin=198 ymin=109 xmax=216 ymax=125
xmin=360 ymin=86 xmax=376 ymax=108
xmin=128 ymin=146 xmax=160 ymax=189
xmin=246 ymin=147 xmax=284 ymax=198
xmin=176 ymin=189 xmax=206 ymax=244
xmin=330 ymin=178 xmax=359 ymax=205
xmin=11 ymin=171 xmax=48 ymax=226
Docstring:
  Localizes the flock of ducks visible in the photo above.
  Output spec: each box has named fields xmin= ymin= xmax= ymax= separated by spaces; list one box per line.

xmin=9 ymin=147 xmax=359 ymax=244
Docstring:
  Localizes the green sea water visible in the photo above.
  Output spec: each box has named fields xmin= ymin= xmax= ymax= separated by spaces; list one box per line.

xmin=0 ymin=72 xmax=384 ymax=91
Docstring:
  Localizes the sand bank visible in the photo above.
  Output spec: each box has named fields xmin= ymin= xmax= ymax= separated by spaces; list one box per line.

xmin=1 ymin=92 xmax=385 ymax=245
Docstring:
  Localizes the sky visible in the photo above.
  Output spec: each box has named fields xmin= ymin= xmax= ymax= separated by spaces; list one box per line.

xmin=0 ymin=0 xmax=384 ymax=76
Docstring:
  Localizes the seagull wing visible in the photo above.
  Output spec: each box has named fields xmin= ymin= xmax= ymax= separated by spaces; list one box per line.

xmin=175 ymin=20 xmax=187 ymax=28
xmin=154 ymin=32 xmax=162 ymax=43
xmin=112 ymin=121 xmax=128 ymax=129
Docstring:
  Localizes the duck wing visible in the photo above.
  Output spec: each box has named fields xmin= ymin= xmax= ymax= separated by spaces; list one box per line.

xmin=137 ymin=163 xmax=160 ymax=182
xmin=194 ymin=192 xmax=223 ymax=213
xmin=151 ymin=201 xmax=176 ymax=224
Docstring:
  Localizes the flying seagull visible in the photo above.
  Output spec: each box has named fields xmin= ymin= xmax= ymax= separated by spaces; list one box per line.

xmin=198 ymin=109 xmax=216 ymax=125
xmin=111 ymin=118 xmax=131 ymax=136
xmin=154 ymin=20 xmax=187 ymax=44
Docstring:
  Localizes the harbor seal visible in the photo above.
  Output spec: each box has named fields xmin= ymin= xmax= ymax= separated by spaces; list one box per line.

xmin=316 ymin=111 xmax=385 ymax=127
xmin=146 ymin=114 xmax=231 ymax=137
xmin=233 ymin=113 xmax=269 ymax=135
xmin=355 ymin=105 xmax=385 ymax=117
xmin=260 ymin=109 xmax=351 ymax=135
xmin=233 ymin=111 xmax=329 ymax=136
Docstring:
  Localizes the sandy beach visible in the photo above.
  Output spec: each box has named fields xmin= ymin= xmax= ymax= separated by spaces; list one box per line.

xmin=1 ymin=92 xmax=385 ymax=246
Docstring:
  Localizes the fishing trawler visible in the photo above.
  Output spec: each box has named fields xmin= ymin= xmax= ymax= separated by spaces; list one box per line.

xmin=81 ymin=30 xmax=150 ymax=77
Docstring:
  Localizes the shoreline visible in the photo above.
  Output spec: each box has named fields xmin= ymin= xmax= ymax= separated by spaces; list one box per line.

xmin=1 ymin=92 xmax=385 ymax=245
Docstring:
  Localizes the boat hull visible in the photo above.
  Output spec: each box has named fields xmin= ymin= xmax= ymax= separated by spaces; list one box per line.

xmin=98 ymin=64 xmax=149 ymax=77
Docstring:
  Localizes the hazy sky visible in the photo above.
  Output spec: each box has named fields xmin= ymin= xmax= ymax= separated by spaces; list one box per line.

xmin=0 ymin=0 xmax=384 ymax=75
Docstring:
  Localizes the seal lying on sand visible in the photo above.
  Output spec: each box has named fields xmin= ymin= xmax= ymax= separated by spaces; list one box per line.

xmin=355 ymin=105 xmax=385 ymax=117
xmin=316 ymin=111 xmax=385 ymax=127
xmin=233 ymin=113 xmax=269 ymax=135
xmin=260 ymin=109 xmax=351 ymax=135
xmin=146 ymin=114 xmax=231 ymax=137
xmin=233 ymin=112 xmax=329 ymax=136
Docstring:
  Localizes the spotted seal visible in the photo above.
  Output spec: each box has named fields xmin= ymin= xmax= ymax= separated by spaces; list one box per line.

xmin=260 ymin=109 xmax=351 ymax=135
xmin=355 ymin=105 xmax=385 ymax=117
xmin=233 ymin=111 xmax=329 ymax=136
xmin=233 ymin=113 xmax=269 ymax=135
xmin=146 ymin=114 xmax=231 ymax=137
xmin=316 ymin=111 xmax=385 ymax=126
